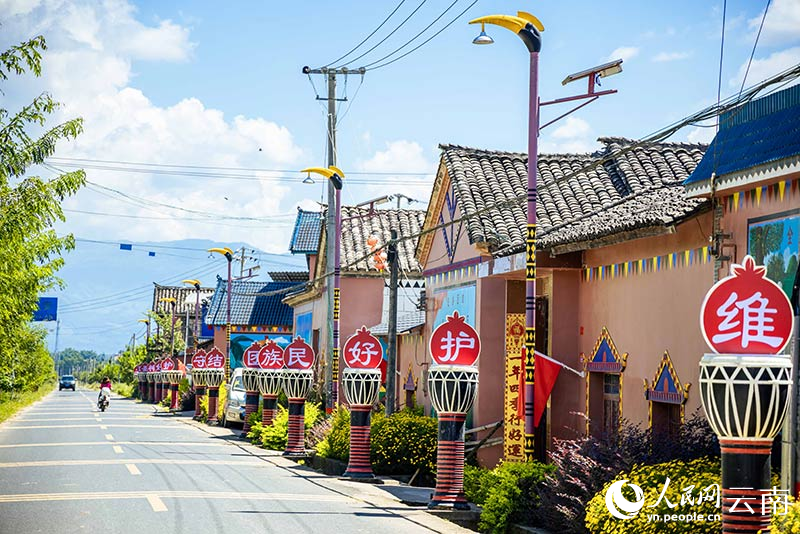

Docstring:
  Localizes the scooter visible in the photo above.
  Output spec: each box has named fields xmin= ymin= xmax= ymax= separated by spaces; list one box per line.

xmin=98 ymin=387 xmax=111 ymax=412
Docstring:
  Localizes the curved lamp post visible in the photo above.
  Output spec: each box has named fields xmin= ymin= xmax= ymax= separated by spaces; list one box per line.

xmin=469 ymin=11 xmax=543 ymax=461
xmin=181 ymin=279 xmax=202 ymax=356
xmin=158 ymin=297 xmax=178 ymax=357
xmin=300 ymin=166 xmax=344 ymax=408
xmin=209 ymin=247 xmax=234 ymax=382
xmin=137 ymin=318 xmax=150 ymax=400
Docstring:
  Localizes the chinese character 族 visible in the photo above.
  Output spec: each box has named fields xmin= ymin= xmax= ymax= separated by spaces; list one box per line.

xmin=263 ymin=349 xmax=282 ymax=368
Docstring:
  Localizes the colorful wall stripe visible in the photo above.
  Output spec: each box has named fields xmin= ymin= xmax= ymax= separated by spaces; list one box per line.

xmin=582 ymin=245 xmax=712 ymax=282
xmin=722 ymin=178 xmax=798 ymax=213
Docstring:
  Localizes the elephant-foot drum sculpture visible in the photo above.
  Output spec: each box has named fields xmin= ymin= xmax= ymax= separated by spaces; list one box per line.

xmin=282 ymin=369 xmax=313 ymax=456
xmin=700 ymin=354 xmax=792 ymax=533
xmin=204 ymin=369 xmax=225 ymax=425
xmin=164 ymin=370 xmax=184 ymax=411
xmin=341 ymin=368 xmax=382 ymax=481
xmin=257 ymin=369 xmax=282 ymax=427
xmin=427 ymin=365 xmax=479 ymax=510
xmin=145 ymin=371 xmax=154 ymax=403
xmin=242 ymin=368 xmax=261 ymax=435
xmin=191 ymin=368 xmax=206 ymax=420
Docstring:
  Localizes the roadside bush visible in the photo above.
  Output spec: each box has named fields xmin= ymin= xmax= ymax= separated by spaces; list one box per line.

xmin=199 ymin=382 xmax=226 ymax=423
xmin=315 ymin=405 xmax=351 ymax=461
xmin=464 ymin=461 xmax=556 ymax=533
xmin=771 ymin=495 xmax=799 ymax=533
xmin=370 ymin=409 xmax=437 ymax=484
xmin=585 ymin=457 xmax=721 ymax=534
xmin=256 ymin=403 xmax=322 ymax=451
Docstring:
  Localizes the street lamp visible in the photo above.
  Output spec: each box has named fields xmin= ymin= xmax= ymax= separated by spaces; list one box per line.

xmin=138 ymin=318 xmax=151 ymax=357
xmin=469 ymin=11 xmax=544 ymax=462
xmin=301 ymin=166 xmax=344 ymax=409
xmin=158 ymin=297 xmax=177 ymax=358
xmin=182 ymin=279 xmax=202 ymax=359
xmin=209 ymin=247 xmax=234 ymax=381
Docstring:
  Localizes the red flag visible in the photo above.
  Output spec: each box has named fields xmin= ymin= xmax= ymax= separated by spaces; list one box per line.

xmin=534 ymin=351 xmax=561 ymax=428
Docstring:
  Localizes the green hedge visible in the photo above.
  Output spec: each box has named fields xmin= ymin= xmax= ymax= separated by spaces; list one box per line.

xmin=248 ymin=403 xmax=322 ymax=450
xmin=464 ymin=461 xmax=555 ymax=533
xmin=315 ymin=405 xmax=351 ymax=461
xmin=370 ymin=409 xmax=438 ymax=482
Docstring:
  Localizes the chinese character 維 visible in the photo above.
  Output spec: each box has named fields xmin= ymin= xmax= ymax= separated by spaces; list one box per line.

xmin=712 ymin=292 xmax=782 ymax=349
xmin=648 ymin=478 xmax=678 ymax=509
xmin=762 ymin=487 xmax=790 ymax=516
xmin=347 ymin=341 xmax=378 ymax=366
xmin=287 ymin=347 xmax=310 ymax=368
xmin=439 ymin=330 xmax=475 ymax=362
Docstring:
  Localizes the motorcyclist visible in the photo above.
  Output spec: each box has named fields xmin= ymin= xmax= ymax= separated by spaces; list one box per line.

xmin=98 ymin=376 xmax=112 ymax=402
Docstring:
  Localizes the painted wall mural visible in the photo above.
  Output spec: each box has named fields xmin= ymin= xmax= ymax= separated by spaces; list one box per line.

xmin=432 ymin=282 xmax=476 ymax=329
xmin=229 ymin=333 xmax=291 ymax=370
xmin=748 ymin=209 xmax=799 ymax=297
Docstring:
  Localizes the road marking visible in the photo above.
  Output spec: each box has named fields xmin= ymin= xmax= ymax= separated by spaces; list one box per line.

xmin=12 ymin=417 xmax=147 ymax=422
xmin=99 ymin=425 xmax=108 ymax=430
xmin=0 ymin=491 xmax=352 ymax=504
xmin=113 ymin=446 xmax=123 ymax=454
xmin=1 ymin=424 xmax=182 ymax=429
xmin=0 ymin=459 xmax=267 ymax=468
xmin=125 ymin=464 xmax=141 ymax=476
xmin=146 ymin=495 xmax=167 ymax=512
xmin=0 ymin=441 xmax=231 ymax=449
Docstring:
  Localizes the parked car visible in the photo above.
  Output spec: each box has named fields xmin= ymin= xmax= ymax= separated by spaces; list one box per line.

xmin=221 ymin=367 xmax=246 ymax=428
xmin=59 ymin=375 xmax=76 ymax=391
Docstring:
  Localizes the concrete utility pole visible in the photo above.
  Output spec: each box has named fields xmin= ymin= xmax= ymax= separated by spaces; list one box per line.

xmin=385 ymin=230 xmax=399 ymax=415
xmin=302 ymin=65 xmax=365 ymax=412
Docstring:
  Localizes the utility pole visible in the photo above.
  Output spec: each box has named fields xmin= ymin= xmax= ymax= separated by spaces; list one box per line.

xmin=302 ymin=65 xmax=364 ymax=412
xmin=239 ymin=246 xmax=246 ymax=278
xmin=385 ymin=230 xmax=399 ymax=415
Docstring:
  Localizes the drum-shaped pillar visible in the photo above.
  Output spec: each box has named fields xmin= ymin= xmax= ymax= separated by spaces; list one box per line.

xmin=282 ymin=370 xmax=313 ymax=457
xmin=170 ymin=381 xmax=180 ymax=410
xmin=205 ymin=369 xmax=225 ymax=426
xmin=262 ymin=395 xmax=278 ymax=426
xmin=700 ymin=354 xmax=792 ymax=534
xmin=257 ymin=369 xmax=283 ymax=427
xmin=242 ymin=369 xmax=261 ymax=436
xmin=341 ymin=368 xmax=382 ymax=481
xmin=427 ymin=365 xmax=479 ymax=510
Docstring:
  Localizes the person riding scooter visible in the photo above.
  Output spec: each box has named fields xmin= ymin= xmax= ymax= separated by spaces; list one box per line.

xmin=98 ymin=377 xmax=112 ymax=411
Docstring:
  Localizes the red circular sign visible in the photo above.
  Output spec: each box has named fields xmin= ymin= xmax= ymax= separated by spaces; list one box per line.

xmin=283 ymin=337 xmax=315 ymax=370
xmin=342 ymin=326 xmax=383 ymax=369
xmin=429 ymin=311 xmax=481 ymax=366
xmin=147 ymin=363 xmax=155 ymax=373
xmin=205 ymin=347 xmax=225 ymax=369
xmin=161 ymin=359 xmax=175 ymax=371
xmin=191 ymin=349 xmax=207 ymax=369
xmin=701 ymin=255 xmax=793 ymax=354
xmin=242 ymin=342 xmax=262 ymax=369
xmin=258 ymin=341 xmax=285 ymax=370
xmin=155 ymin=360 xmax=163 ymax=371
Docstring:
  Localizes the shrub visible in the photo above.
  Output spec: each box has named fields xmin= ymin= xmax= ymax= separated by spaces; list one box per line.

xmin=771 ymin=495 xmax=799 ymax=533
xmin=258 ymin=403 xmax=322 ymax=451
xmin=315 ymin=405 xmax=351 ymax=461
xmin=584 ymin=457 xmax=721 ymax=534
xmin=370 ymin=409 xmax=437 ymax=484
xmin=199 ymin=382 xmax=226 ymax=423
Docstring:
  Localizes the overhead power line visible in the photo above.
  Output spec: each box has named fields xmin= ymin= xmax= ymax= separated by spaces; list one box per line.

xmin=323 ymin=0 xmax=408 ymax=67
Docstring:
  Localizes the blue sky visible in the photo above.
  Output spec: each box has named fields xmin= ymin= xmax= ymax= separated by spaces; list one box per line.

xmin=1 ymin=0 xmax=799 ymax=353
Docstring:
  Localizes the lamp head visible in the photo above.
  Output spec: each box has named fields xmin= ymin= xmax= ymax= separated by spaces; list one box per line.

xmin=303 ymin=173 xmax=315 ymax=185
xmin=208 ymin=247 xmax=234 ymax=261
xmin=182 ymin=279 xmax=201 ymax=289
xmin=138 ymin=319 xmax=150 ymax=325
xmin=472 ymin=23 xmax=494 ymax=45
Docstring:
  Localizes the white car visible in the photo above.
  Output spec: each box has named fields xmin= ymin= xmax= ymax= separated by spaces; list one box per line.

xmin=220 ymin=367 xmax=247 ymax=428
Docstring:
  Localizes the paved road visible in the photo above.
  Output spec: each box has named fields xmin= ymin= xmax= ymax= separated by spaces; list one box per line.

xmin=0 ymin=389 xmax=469 ymax=534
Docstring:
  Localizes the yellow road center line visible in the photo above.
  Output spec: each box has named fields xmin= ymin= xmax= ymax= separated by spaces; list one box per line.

xmin=105 ymin=434 xmax=114 ymax=441
xmin=125 ymin=464 xmax=141 ymax=476
xmin=113 ymin=446 xmax=123 ymax=454
xmin=146 ymin=495 xmax=167 ymax=512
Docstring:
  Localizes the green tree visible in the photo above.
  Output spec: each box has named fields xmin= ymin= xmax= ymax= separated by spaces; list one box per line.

xmin=749 ymin=222 xmax=784 ymax=265
xmin=0 ymin=36 xmax=85 ymax=392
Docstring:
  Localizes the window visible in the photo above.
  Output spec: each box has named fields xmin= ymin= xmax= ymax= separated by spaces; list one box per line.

xmin=603 ymin=374 xmax=620 ymax=437
xmin=652 ymin=402 xmax=681 ymax=438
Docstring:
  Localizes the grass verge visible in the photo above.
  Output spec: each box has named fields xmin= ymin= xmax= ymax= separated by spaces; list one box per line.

xmin=0 ymin=384 xmax=54 ymax=424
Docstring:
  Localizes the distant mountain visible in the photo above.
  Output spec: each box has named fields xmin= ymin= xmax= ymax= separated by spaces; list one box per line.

xmin=43 ymin=239 xmax=306 ymax=355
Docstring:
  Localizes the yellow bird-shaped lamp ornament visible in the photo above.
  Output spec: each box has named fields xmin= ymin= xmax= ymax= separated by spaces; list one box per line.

xmin=469 ymin=11 xmax=544 ymax=53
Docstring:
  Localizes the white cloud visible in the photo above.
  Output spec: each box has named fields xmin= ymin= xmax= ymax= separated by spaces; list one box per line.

xmin=652 ymin=51 xmax=692 ymax=62
xmin=608 ymin=46 xmax=639 ymax=62
xmin=3 ymin=0 xmax=305 ymax=253
xmin=552 ymin=117 xmax=591 ymax=139
xmin=686 ymin=126 xmax=716 ymax=144
xmin=356 ymin=140 xmax=435 ymax=206
xmin=729 ymin=47 xmax=800 ymax=88
xmin=749 ymin=0 xmax=800 ymax=46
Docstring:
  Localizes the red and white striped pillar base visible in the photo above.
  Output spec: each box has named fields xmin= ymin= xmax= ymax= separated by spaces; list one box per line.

xmin=342 ymin=405 xmax=376 ymax=480
xmin=720 ymin=438 xmax=773 ymax=534
xmin=170 ymin=383 xmax=180 ymax=410
xmin=429 ymin=412 xmax=469 ymax=510
xmin=206 ymin=386 xmax=220 ymax=425
xmin=242 ymin=390 xmax=259 ymax=435
xmin=262 ymin=395 xmax=278 ymax=427
xmin=284 ymin=398 xmax=305 ymax=456
xmin=154 ymin=382 xmax=162 ymax=403
xmin=193 ymin=386 xmax=205 ymax=420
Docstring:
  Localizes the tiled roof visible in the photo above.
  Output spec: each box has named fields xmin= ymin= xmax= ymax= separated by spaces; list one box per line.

xmin=204 ymin=277 xmax=298 ymax=326
xmin=438 ymin=137 xmax=707 ymax=255
xmin=368 ymin=310 xmax=426 ymax=336
xmin=685 ymin=85 xmax=800 ymax=185
xmin=268 ymin=271 xmax=309 ymax=282
xmin=336 ymin=206 xmax=427 ymax=273
xmin=152 ymin=284 xmax=215 ymax=315
xmin=289 ymin=208 xmax=323 ymax=254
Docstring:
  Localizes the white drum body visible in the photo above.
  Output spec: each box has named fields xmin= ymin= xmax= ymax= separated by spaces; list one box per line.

xmin=257 ymin=369 xmax=283 ymax=396
xmin=428 ymin=365 xmax=479 ymax=414
xmin=699 ymin=353 xmax=792 ymax=440
xmin=282 ymin=369 xmax=313 ymax=399
xmin=242 ymin=368 xmax=261 ymax=391
xmin=204 ymin=369 xmax=225 ymax=388
xmin=342 ymin=368 xmax=381 ymax=406
xmin=191 ymin=368 xmax=207 ymax=387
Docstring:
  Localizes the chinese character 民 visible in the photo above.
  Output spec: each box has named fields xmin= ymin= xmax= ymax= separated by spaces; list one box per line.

xmin=287 ymin=347 xmax=310 ymax=368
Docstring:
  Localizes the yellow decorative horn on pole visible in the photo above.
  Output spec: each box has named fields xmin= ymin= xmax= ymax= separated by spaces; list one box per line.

xmin=469 ymin=11 xmax=544 ymax=52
